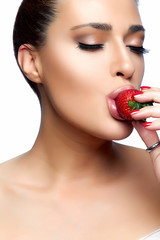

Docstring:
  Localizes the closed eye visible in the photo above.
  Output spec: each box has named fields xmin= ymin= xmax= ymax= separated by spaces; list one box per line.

xmin=77 ymin=42 xmax=149 ymax=54
xmin=77 ymin=42 xmax=104 ymax=51
xmin=127 ymin=45 xmax=149 ymax=55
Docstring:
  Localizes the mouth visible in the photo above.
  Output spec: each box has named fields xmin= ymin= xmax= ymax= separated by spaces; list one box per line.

xmin=106 ymin=85 xmax=135 ymax=121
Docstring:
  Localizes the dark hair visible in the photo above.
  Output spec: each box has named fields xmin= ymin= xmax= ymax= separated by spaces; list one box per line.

xmin=13 ymin=0 xmax=139 ymax=101
xmin=13 ymin=0 xmax=59 ymax=101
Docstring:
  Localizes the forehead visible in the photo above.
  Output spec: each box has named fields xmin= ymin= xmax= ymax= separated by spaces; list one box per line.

xmin=56 ymin=0 xmax=141 ymax=28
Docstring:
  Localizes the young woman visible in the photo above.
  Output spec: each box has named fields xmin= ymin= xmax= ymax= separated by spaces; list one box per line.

xmin=0 ymin=0 xmax=160 ymax=239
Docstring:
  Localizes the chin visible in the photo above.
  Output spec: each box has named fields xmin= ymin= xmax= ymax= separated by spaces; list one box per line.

xmin=111 ymin=120 xmax=134 ymax=141
xmin=92 ymin=118 xmax=134 ymax=141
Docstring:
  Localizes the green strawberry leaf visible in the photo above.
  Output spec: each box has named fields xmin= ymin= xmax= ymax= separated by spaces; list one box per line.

xmin=135 ymin=102 xmax=140 ymax=109
xmin=128 ymin=100 xmax=153 ymax=110
xmin=128 ymin=100 xmax=135 ymax=107
xmin=128 ymin=100 xmax=154 ymax=121
xmin=128 ymin=100 xmax=136 ymax=110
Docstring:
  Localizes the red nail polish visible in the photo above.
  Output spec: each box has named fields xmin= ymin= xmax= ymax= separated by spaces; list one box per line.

xmin=130 ymin=109 xmax=140 ymax=115
xmin=142 ymin=122 xmax=152 ymax=127
xmin=134 ymin=92 xmax=144 ymax=96
xmin=140 ymin=86 xmax=151 ymax=90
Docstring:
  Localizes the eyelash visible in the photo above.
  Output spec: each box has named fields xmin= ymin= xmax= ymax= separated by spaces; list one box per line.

xmin=77 ymin=42 xmax=104 ymax=50
xmin=127 ymin=46 xmax=149 ymax=55
xmin=77 ymin=42 xmax=149 ymax=55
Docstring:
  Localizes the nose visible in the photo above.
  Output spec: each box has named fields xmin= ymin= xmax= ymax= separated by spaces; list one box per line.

xmin=110 ymin=41 xmax=135 ymax=80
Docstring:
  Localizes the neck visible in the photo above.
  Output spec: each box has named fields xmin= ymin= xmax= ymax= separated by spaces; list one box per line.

xmin=28 ymin=95 xmax=120 ymax=186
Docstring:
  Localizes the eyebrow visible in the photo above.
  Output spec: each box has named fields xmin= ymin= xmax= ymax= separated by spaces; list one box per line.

xmin=128 ymin=25 xmax=145 ymax=33
xmin=70 ymin=23 xmax=112 ymax=31
xmin=70 ymin=22 xmax=145 ymax=33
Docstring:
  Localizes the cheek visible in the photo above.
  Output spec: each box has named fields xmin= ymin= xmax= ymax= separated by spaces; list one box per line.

xmin=41 ymin=48 xmax=106 ymax=129
xmin=40 ymin=49 xmax=133 ymax=141
xmin=134 ymin=56 xmax=145 ymax=81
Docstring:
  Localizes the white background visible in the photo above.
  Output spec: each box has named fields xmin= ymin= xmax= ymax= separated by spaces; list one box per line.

xmin=0 ymin=0 xmax=160 ymax=162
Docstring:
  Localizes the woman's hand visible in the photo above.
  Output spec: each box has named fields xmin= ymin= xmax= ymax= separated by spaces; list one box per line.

xmin=131 ymin=86 xmax=160 ymax=181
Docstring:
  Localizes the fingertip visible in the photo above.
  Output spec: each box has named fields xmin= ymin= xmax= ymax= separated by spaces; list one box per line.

xmin=142 ymin=122 xmax=152 ymax=128
xmin=140 ymin=86 xmax=151 ymax=91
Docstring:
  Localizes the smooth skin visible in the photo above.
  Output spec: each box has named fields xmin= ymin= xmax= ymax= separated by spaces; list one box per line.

xmin=0 ymin=0 xmax=160 ymax=239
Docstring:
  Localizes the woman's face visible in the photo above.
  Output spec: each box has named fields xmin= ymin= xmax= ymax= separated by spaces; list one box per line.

xmin=38 ymin=0 xmax=145 ymax=140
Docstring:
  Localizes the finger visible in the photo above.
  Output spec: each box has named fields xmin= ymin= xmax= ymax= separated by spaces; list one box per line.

xmin=132 ymin=121 xmax=160 ymax=180
xmin=142 ymin=119 xmax=160 ymax=131
xmin=134 ymin=90 xmax=160 ymax=103
xmin=132 ymin=121 xmax=159 ymax=148
xmin=140 ymin=86 xmax=160 ymax=92
xmin=130 ymin=105 xmax=160 ymax=121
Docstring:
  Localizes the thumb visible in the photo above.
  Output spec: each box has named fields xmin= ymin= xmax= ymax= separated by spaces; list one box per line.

xmin=132 ymin=121 xmax=160 ymax=181
xmin=132 ymin=121 xmax=159 ymax=148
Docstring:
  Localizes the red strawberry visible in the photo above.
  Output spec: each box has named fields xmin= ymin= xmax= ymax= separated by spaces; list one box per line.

xmin=115 ymin=89 xmax=153 ymax=121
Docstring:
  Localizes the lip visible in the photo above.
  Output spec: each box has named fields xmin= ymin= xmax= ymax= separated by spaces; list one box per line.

xmin=106 ymin=85 xmax=135 ymax=121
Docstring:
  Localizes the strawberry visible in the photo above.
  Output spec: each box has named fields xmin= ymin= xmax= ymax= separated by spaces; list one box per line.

xmin=115 ymin=89 xmax=153 ymax=121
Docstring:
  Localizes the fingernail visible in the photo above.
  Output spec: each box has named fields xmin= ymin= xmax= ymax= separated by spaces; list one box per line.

xmin=134 ymin=92 xmax=144 ymax=97
xmin=142 ymin=122 xmax=152 ymax=127
xmin=140 ymin=86 xmax=151 ymax=90
xmin=130 ymin=109 xmax=140 ymax=115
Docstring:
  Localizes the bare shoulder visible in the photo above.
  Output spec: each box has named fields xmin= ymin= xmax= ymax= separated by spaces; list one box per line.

xmin=116 ymin=142 xmax=150 ymax=163
xmin=0 ymin=155 xmax=23 ymax=180
xmin=115 ymin=142 xmax=160 ymax=187
xmin=0 ymin=154 xmax=28 ymax=196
